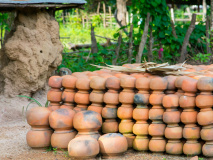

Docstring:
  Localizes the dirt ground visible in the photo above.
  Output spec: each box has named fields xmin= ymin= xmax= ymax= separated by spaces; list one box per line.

xmin=0 ymin=89 xmax=210 ymax=160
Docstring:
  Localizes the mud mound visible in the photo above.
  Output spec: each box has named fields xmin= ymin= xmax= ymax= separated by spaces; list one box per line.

xmin=0 ymin=9 xmax=63 ymax=97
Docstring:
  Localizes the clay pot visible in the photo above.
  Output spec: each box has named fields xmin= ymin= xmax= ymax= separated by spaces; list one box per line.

xmin=149 ymin=137 xmax=166 ymax=153
xmin=123 ymin=133 xmax=135 ymax=148
xmin=47 ymin=89 xmax=62 ymax=103
xmin=200 ymin=125 xmax=213 ymax=141
xmin=60 ymin=103 xmax=74 ymax=110
xmin=165 ymin=125 xmax=182 ymax=139
xmin=98 ymin=133 xmax=128 ymax=158
xmin=26 ymin=107 xmax=51 ymax=127
xmin=119 ymin=119 xmax=134 ymax=134
xmin=197 ymin=77 xmax=213 ymax=92
xmin=48 ymin=103 xmax=60 ymax=111
xmin=165 ymin=76 xmax=177 ymax=94
xmin=182 ymin=78 xmax=198 ymax=95
xmin=75 ymin=131 xmax=101 ymax=140
xmin=179 ymin=96 xmax=196 ymax=109
xmin=117 ymin=105 xmax=133 ymax=119
xmin=73 ymin=110 xmax=102 ymax=132
xmin=148 ymin=122 xmax=166 ymax=136
xmin=48 ymin=76 xmax=63 ymax=88
xmin=102 ymin=106 xmax=117 ymax=119
xmin=197 ymin=108 xmax=213 ymax=126
xmin=62 ymin=75 xmax=77 ymax=89
xmin=133 ymin=136 xmax=149 ymax=151
xmin=163 ymin=109 xmax=180 ymax=124
xmin=68 ymin=136 xmax=100 ymax=159
xmin=61 ymin=90 xmax=75 ymax=104
xmin=183 ymin=125 xmax=200 ymax=140
xmin=196 ymin=94 xmax=213 ymax=109
xmin=105 ymin=77 xmax=121 ymax=90
xmin=162 ymin=94 xmax=179 ymax=108
xmin=49 ymin=108 xmax=75 ymax=130
xmin=135 ymin=77 xmax=150 ymax=93
xmin=133 ymin=121 xmax=149 ymax=136
xmin=149 ymin=106 xmax=164 ymax=120
xmin=102 ymin=119 xmax=118 ymax=133
xmin=26 ymin=128 xmax=53 ymax=148
xmin=183 ymin=141 xmax=201 ymax=156
xmin=51 ymin=130 xmax=77 ymax=149
xmin=202 ymin=142 xmax=213 ymax=157
xmin=175 ymin=76 xmax=187 ymax=97
xmin=133 ymin=106 xmax=149 ymax=121
xmin=166 ymin=140 xmax=183 ymax=155
xmin=181 ymin=109 xmax=198 ymax=124
xmin=150 ymin=77 xmax=168 ymax=91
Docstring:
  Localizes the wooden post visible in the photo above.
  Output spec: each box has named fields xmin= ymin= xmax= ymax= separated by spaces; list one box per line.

xmin=113 ymin=32 xmax=122 ymax=65
xmin=136 ymin=13 xmax=150 ymax=63
xmin=206 ymin=16 xmax=212 ymax=55
xmin=103 ymin=2 xmax=106 ymax=28
xmin=91 ymin=25 xmax=98 ymax=53
xmin=179 ymin=14 xmax=197 ymax=63
xmin=203 ymin=0 xmax=207 ymax=21
xmin=86 ymin=15 xmax=89 ymax=28
xmin=148 ymin=18 xmax=153 ymax=62
xmin=97 ymin=2 xmax=101 ymax=14
xmin=128 ymin=24 xmax=133 ymax=63
xmin=109 ymin=6 xmax=112 ymax=28
xmin=170 ymin=7 xmax=175 ymax=24
xmin=186 ymin=7 xmax=192 ymax=19
xmin=82 ymin=16 xmax=85 ymax=28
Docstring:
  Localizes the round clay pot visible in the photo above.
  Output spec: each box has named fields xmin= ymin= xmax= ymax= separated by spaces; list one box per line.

xmin=102 ymin=119 xmax=118 ymax=133
xmin=183 ymin=125 xmax=200 ymax=139
xmin=117 ymin=105 xmax=133 ymax=119
xmin=120 ymin=76 xmax=136 ymax=89
xmin=123 ymin=133 xmax=135 ymax=148
xmin=104 ymin=91 xmax=119 ymax=107
xmin=119 ymin=120 xmax=134 ymax=134
xmin=165 ymin=125 xmax=182 ymax=139
xmin=181 ymin=109 xmax=197 ymax=124
xmin=133 ymin=136 xmax=149 ymax=151
xmin=149 ymin=106 xmax=164 ymax=120
xmin=201 ymin=125 xmax=213 ymax=141
xmin=150 ymin=77 xmax=168 ymax=91
xmin=148 ymin=122 xmax=166 ymax=136
xmin=60 ymin=103 xmax=74 ymax=110
xmin=76 ymin=77 xmax=90 ymax=91
xmin=134 ymin=94 xmax=150 ymax=108
xmin=51 ymin=130 xmax=77 ymax=149
xmin=61 ymin=90 xmax=75 ymax=103
xmin=166 ymin=140 xmax=183 ymax=155
xmin=149 ymin=137 xmax=166 ymax=153
xmin=202 ymin=142 xmax=213 ymax=157
xmin=133 ymin=107 xmax=149 ymax=121
xmin=87 ymin=105 xmax=103 ymax=115
xmin=183 ymin=141 xmax=201 ymax=156
xmin=119 ymin=91 xmax=135 ymax=105
xmin=26 ymin=128 xmax=53 ymax=148
xmin=196 ymin=94 xmax=213 ymax=109
xmin=162 ymin=94 xmax=179 ymax=108
xmin=26 ymin=107 xmax=51 ymax=127
xmin=48 ymin=103 xmax=60 ymax=111
xmin=98 ymin=133 xmax=128 ymax=158
xmin=74 ymin=92 xmax=90 ymax=106
xmin=48 ymin=76 xmax=63 ymax=88
xmin=75 ymin=131 xmax=101 ymax=140
xmin=62 ymin=75 xmax=77 ymax=89
xmin=135 ymin=77 xmax=150 ymax=93
xmin=68 ymin=136 xmax=100 ymax=159
xmin=179 ymin=96 xmax=196 ymax=109
xmin=90 ymin=77 xmax=106 ymax=90
xmin=163 ymin=109 xmax=180 ymax=124
xmin=47 ymin=89 xmax=62 ymax=103
xmin=49 ymin=108 xmax=75 ymax=130
xmin=197 ymin=109 xmax=213 ymax=126
xmin=73 ymin=110 xmax=102 ymax=132
xmin=197 ymin=77 xmax=213 ymax=92
xmin=133 ymin=121 xmax=149 ymax=136
xmin=182 ymin=78 xmax=198 ymax=95
xmin=165 ymin=76 xmax=177 ymax=94
xmin=102 ymin=106 xmax=117 ymax=119
xmin=105 ymin=77 xmax=121 ymax=90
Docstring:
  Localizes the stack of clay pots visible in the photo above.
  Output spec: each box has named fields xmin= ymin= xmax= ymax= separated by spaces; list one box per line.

xmin=25 ymin=64 xmax=213 ymax=158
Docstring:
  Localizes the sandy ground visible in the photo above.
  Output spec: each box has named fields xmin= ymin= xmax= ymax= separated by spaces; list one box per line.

xmin=0 ymin=89 xmax=210 ymax=160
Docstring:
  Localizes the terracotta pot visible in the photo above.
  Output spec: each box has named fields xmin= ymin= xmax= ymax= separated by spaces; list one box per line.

xmin=87 ymin=105 xmax=103 ymax=115
xmin=26 ymin=128 xmax=53 ymax=148
xmin=123 ymin=133 xmax=135 ymax=148
xmin=47 ymin=88 xmax=62 ymax=103
xmin=200 ymin=125 xmax=213 ymax=141
xmin=179 ymin=96 xmax=196 ymax=109
xmin=61 ymin=90 xmax=75 ymax=103
xmin=197 ymin=77 xmax=213 ymax=92
xmin=182 ymin=78 xmax=198 ymax=96
xmin=51 ymin=130 xmax=77 ymax=149
xmin=62 ymin=75 xmax=77 ymax=89
xmin=119 ymin=91 xmax=135 ymax=105
xmin=60 ymin=103 xmax=74 ymax=110
xmin=75 ymin=131 xmax=101 ymax=140
xmin=162 ymin=94 xmax=179 ymax=108
xmin=181 ymin=109 xmax=198 ymax=124
xmin=102 ymin=106 xmax=117 ymax=119
xmin=76 ymin=77 xmax=90 ymax=91
xmin=183 ymin=141 xmax=201 ymax=156
xmin=73 ymin=110 xmax=102 ymax=132
xmin=133 ymin=121 xmax=149 ymax=136
xmin=48 ymin=76 xmax=63 ymax=88
xmin=49 ymin=108 xmax=75 ymax=130
xmin=202 ymin=142 xmax=213 ymax=157
xmin=133 ymin=107 xmax=149 ymax=121
xmin=149 ymin=106 xmax=164 ymax=121
xmin=135 ymin=77 xmax=150 ymax=93
xmin=149 ymin=137 xmax=166 ymax=153
xmin=166 ymin=140 xmax=183 ymax=155
xmin=133 ymin=136 xmax=149 ymax=151
xmin=104 ymin=91 xmax=119 ymax=107
xmin=117 ymin=105 xmax=133 ymax=119
xmin=165 ymin=125 xmax=182 ymax=139
xmin=164 ymin=76 xmax=177 ymax=94
xmin=150 ymin=77 xmax=168 ymax=91
xmin=197 ymin=108 xmax=213 ymax=126
xmin=148 ymin=122 xmax=166 ymax=136
xmin=163 ymin=109 xmax=181 ymax=124
xmin=90 ymin=76 xmax=106 ymax=90
xmin=183 ymin=124 xmax=200 ymax=140
xmin=26 ymin=107 xmax=51 ymax=127
xmin=175 ymin=76 xmax=187 ymax=97
xmin=196 ymin=94 xmax=213 ymax=109
xmin=119 ymin=119 xmax=134 ymax=134
xmin=134 ymin=94 xmax=150 ymax=108
xmin=98 ymin=133 xmax=128 ymax=158
xmin=74 ymin=92 xmax=90 ymax=107
xmin=102 ymin=119 xmax=118 ymax=133
xmin=68 ymin=136 xmax=100 ymax=159
xmin=48 ymin=103 xmax=60 ymax=111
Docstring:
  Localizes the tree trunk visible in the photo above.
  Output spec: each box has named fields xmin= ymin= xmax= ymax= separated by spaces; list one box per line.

xmin=116 ymin=0 xmax=127 ymax=26
xmin=203 ymin=0 xmax=207 ymax=22
xmin=206 ymin=16 xmax=212 ymax=55
xmin=91 ymin=25 xmax=98 ymax=53
xmin=179 ymin=14 xmax=196 ymax=63
xmin=128 ymin=24 xmax=133 ymax=63
xmin=148 ymin=21 xmax=153 ymax=62
xmin=210 ymin=0 xmax=213 ymax=53
xmin=136 ymin=13 xmax=150 ymax=63
xmin=113 ymin=33 xmax=122 ymax=65
xmin=171 ymin=19 xmax=178 ymax=38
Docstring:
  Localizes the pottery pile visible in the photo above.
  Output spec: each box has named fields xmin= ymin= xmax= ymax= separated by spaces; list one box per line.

xmin=25 ymin=64 xmax=213 ymax=158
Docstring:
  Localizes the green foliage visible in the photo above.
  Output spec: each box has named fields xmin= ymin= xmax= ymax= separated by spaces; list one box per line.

xmin=192 ymin=53 xmax=211 ymax=63
xmin=17 ymin=95 xmax=43 ymax=107
xmin=92 ymin=15 xmax=102 ymax=27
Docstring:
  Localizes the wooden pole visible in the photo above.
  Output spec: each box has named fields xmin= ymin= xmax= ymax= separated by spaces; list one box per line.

xmin=148 ymin=18 xmax=153 ymax=62
xmin=109 ymin=6 xmax=112 ymax=28
xmin=113 ymin=32 xmax=122 ymax=65
xmin=203 ymin=0 xmax=207 ymax=21
xmin=97 ymin=2 xmax=100 ymax=14
xmin=82 ymin=16 xmax=85 ymax=28
xmin=206 ymin=16 xmax=212 ymax=55
xmin=103 ymin=2 xmax=106 ymax=28
xmin=179 ymin=14 xmax=197 ymax=63
xmin=91 ymin=25 xmax=98 ymax=53
xmin=210 ymin=0 xmax=213 ymax=54
xmin=136 ymin=13 xmax=150 ymax=63
xmin=128 ymin=24 xmax=133 ymax=63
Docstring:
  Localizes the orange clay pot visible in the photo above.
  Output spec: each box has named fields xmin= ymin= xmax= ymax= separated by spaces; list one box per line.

xmin=61 ymin=90 xmax=75 ymax=104
xmin=68 ymin=136 xmax=100 ymax=159
xmin=164 ymin=76 xmax=177 ymax=94
xmin=62 ymin=75 xmax=77 ymax=89
xmin=123 ymin=133 xmax=135 ymax=149
xmin=49 ymin=108 xmax=75 ymax=130
xmin=182 ymin=77 xmax=198 ymax=95
xmin=98 ymin=133 xmax=128 ymax=158
xmin=183 ymin=124 xmax=200 ymax=140
xmin=148 ymin=121 xmax=166 ymax=136
xmin=51 ymin=130 xmax=77 ymax=149
xmin=149 ymin=137 xmax=166 ymax=153
xmin=165 ymin=125 xmax=182 ymax=139
xmin=48 ymin=76 xmax=63 ymax=88
xmin=183 ymin=140 xmax=201 ymax=156
xmin=166 ymin=140 xmax=183 ymax=155
xmin=133 ymin=136 xmax=149 ymax=151
xmin=119 ymin=119 xmax=134 ymax=134
xmin=202 ymin=142 xmax=213 ymax=157
xmin=135 ymin=77 xmax=150 ymax=93
xmin=163 ymin=109 xmax=180 ymax=124
xmin=181 ymin=109 xmax=198 ymax=125
xmin=175 ymin=76 xmax=188 ymax=97
xmin=47 ymin=88 xmax=62 ymax=103
xmin=26 ymin=128 xmax=53 ymax=148
xmin=102 ymin=119 xmax=118 ymax=133
xmin=26 ymin=107 xmax=51 ymax=127
xmin=117 ymin=105 xmax=133 ymax=119
xmin=197 ymin=108 xmax=213 ymax=126
xmin=200 ymin=125 xmax=213 ymax=141
xmin=60 ymin=103 xmax=74 ymax=110
xmin=179 ymin=96 xmax=196 ymax=109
